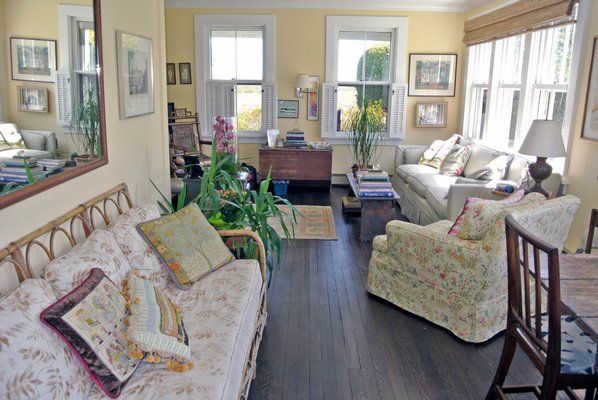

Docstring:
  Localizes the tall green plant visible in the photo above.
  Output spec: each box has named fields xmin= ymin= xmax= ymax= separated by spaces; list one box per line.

xmin=69 ymin=87 xmax=100 ymax=158
xmin=345 ymin=100 xmax=387 ymax=167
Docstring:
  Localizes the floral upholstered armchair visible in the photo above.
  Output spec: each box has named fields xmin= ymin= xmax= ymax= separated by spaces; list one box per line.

xmin=367 ymin=192 xmax=580 ymax=343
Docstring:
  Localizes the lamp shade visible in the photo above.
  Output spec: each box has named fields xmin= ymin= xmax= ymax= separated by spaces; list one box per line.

xmin=293 ymin=73 xmax=311 ymax=89
xmin=518 ymin=120 xmax=566 ymax=158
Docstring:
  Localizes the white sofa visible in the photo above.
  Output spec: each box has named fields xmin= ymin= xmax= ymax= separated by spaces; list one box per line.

xmin=0 ymin=183 xmax=266 ymax=400
xmin=0 ymin=122 xmax=58 ymax=161
xmin=391 ymin=140 xmax=562 ymax=225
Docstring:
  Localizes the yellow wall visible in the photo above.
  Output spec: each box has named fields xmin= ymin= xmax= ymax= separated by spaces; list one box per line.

xmin=563 ymin=0 xmax=598 ymax=251
xmin=165 ymin=7 xmax=466 ymax=175
xmin=0 ymin=0 xmax=171 ymax=249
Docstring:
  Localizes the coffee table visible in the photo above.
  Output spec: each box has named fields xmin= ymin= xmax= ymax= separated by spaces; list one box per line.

xmin=346 ymin=173 xmax=399 ymax=241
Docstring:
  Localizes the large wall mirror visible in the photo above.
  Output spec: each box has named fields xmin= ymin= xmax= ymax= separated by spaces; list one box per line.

xmin=0 ymin=0 xmax=106 ymax=209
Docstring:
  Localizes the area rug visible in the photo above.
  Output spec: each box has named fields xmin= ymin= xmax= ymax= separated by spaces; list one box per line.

xmin=269 ymin=205 xmax=337 ymax=240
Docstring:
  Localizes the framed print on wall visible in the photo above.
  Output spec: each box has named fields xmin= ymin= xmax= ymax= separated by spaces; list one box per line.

xmin=17 ymin=86 xmax=49 ymax=113
xmin=10 ymin=37 xmax=57 ymax=82
xmin=307 ymin=75 xmax=319 ymax=120
xmin=415 ymin=102 xmax=447 ymax=128
xmin=166 ymin=63 xmax=176 ymax=85
xmin=179 ymin=62 xmax=192 ymax=84
xmin=116 ymin=30 xmax=154 ymax=119
xmin=582 ymin=36 xmax=598 ymax=141
xmin=278 ymin=100 xmax=299 ymax=119
xmin=408 ymin=53 xmax=457 ymax=97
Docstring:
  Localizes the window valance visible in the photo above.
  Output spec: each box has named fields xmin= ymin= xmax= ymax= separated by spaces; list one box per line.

xmin=463 ymin=0 xmax=577 ymax=46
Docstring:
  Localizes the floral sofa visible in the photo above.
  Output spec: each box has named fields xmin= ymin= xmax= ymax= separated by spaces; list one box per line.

xmin=367 ymin=192 xmax=580 ymax=343
xmin=391 ymin=137 xmax=562 ymax=225
xmin=0 ymin=184 xmax=266 ymax=399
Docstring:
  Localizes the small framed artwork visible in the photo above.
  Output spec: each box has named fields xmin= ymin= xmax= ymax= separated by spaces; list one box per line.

xmin=10 ymin=37 xmax=57 ymax=82
xmin=307 ymin=75 xmax=319 ymax=121
xmin=415 ymin=102 xmax=447 ymax=128
xmin=408 ymin=53 xmax=457 ymax=97
xmin=116 ymin=30 xmax=154 ymax=119
xmin=17 ymin=86 xmax=49 ymax=113
xmin=179 ymin=62 xmax=192 ymax=84
xmin=278 ymin=100 xmax=299 ymax=119
xmin=166 ymin=63 xmax=176 ymax=85
xmin=582 ymin=36 xmax=598 ymax=141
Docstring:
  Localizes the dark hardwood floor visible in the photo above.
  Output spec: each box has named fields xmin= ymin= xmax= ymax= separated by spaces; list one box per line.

xmin=248 ymin=185 xmax=544 ymax=400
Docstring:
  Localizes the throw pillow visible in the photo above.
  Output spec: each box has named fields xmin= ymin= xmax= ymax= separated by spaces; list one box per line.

xmin=43 ymin=229 xmax=131 ymax=298
xmin=137 ymin=203 xmax=234 ymax=290
xmin=448 ymin=189 xmax=526 ymax=237
xmin=124 ymin=273 xmax=192 ymax=371
xmin=40 ymin=268 xmax=142 ymax=399
xmin=465 ymin=155 xmax=513 ymax=181
xmin=0 ymin=123 xmax=25 ymax=151
xmin=418 ymin=134 xmax=461 ymax=169
xmin=107 ymin=203 xmax=169 ymax=289
xmin=0 ymin=279 xmax=91 ymax=399
xmin=440 ymin=144 xmax=472 ymax=176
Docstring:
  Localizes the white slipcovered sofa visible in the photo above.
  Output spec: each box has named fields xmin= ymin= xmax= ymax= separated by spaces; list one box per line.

xmin=0 ymin=122 xmax=58 ymax=161
xmin=391 ymin=139 xmax=562 ymax=225
xmin=0 ymin=183 xmax=266 ymax=400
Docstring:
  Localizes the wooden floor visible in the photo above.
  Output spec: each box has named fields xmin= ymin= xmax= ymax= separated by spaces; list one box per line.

xmin=248 ymin=185 xmax=545 ymax=400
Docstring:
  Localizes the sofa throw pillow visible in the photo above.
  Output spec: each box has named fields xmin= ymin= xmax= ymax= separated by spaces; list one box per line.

xmin=0 ymin=123 xmax=25 ymax=151
xmin=40 ymin=268 xmax=142 ymax=399
xmin=137 ymin=203 xmax=234 ymax=290
xmin=107 ymin=203 xmax=169 ymax=289
xmin=465 ymin=155 xmax=513 ymax=181
xmin=418 ymin=134 xmax=461 ymax=169
xmin=124 ymin=273 xmax=192 ymax=372
xmin=448 ymin=189 xmax=526 ymax=237
xmin=43 ymin=229 xmax=131 ymax=298
xmin=440 ymin=144 xmax=471 ymax=176
xmin=0 ymin=279 xmax=91 ymax=400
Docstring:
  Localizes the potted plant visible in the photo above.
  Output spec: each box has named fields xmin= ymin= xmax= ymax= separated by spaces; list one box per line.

xmin=69 ymin=87 xmax=100 ymax=161
xmin=345 ymin=99 xmax=386 ymax=171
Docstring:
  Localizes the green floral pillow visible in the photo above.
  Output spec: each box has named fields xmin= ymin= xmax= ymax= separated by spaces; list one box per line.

xmin=440 ymin=144 xmax=471 ymax=176
xmin=418 ymin=134 xmax=461 ymax=169
xmin=137 ymin=203 xmax=234 ymax=289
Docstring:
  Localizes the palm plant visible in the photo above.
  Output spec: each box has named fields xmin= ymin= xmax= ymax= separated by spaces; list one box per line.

xmin=345 ymin=100 xmax=387 ymax=168
xmin=69 ymin=87 xmax=100 ymax=159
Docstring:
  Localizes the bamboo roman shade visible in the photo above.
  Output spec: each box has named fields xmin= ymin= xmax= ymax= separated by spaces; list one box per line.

xmin=463 ymin=0 xmax=577 ymax=46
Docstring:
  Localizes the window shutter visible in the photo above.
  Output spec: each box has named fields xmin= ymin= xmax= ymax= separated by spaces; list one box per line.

xmin=320 ymin=82 xmax=338 ymax=138
xmin=56 ymin=72 xmax=72 ymax=126
xmin=261 ymin=82 xmax=277 ymax=130
xmin=388 ymin=84 xmax=407 ymax=139
xmin=205 ymin=81 xmax=236 ymax=134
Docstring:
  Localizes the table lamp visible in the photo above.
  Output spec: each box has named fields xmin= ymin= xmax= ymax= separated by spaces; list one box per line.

xmin=518 ymin=119 xmax=566 ymax=197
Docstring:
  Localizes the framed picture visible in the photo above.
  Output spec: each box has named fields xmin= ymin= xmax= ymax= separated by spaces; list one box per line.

xmin=10 ymin=37 xmax=57 ymax=82
xmin=408 ymin=53 xmax=457 ymax=97
xmin=116 ymin=30 xmax=154 ymax=119
xmin=307 ymin=75 xmax=319 ymax=121
xmin=17 ymin=86 xmax=49 ymax=113
xmin=179 ymin=62 xmax=192 ymax=84
xmin=166 ymin=63 xmax=176 ymax=85
xmin=582 ymin=36 xmax=598 ymax=141
xmin=278 ymin=100 xmax=299 ymax=119
xmin=415 ymin=102 xmax=447 ymax=128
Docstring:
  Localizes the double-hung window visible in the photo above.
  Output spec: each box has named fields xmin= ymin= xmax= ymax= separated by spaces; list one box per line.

xmin=195 ymin=15 xmax=276 ymax=142
xmin=57 ymin=5 xmax=96 ymax=129
xmin=322 ymin=16 xmax=408 ymax=141
xmin=462 ymin=22 xmax=576 ymax=150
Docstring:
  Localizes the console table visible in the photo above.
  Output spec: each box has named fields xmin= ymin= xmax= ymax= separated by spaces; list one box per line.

xmin=258 ymin=146 xmax=332 ymax=188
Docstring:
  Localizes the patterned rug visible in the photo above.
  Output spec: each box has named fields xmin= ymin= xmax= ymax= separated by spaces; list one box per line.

xmin=269 ymin=205 xmax=337 ymax=240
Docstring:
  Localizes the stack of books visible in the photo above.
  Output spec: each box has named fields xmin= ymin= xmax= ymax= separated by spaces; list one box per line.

xmin=0 ymin=159 xmax=43 ymax=184
xmin=284 ymin=130 xmax=307 ymax=148
xmin=355 ymin=171 xmax=395 ymax=198
xmin=38 ymin=158 xmax=66 ymax=173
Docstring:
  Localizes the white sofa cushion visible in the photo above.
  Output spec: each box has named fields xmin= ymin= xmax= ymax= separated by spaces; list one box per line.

xmin=88 ymin=259 xmax=264 ymax=400
xmin=396 ymin=164 xmax=437 ymax=183
xmin=426 ymin=186 xmax=450 ymax=220
xmin=407 ymin=173 xmax=458 ymax=198
xmin=462 ymin=142 xmax=504 ymax=177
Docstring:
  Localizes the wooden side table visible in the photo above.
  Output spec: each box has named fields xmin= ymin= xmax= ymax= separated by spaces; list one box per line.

xmin=258 ymin=146 xmax=332 ymax=188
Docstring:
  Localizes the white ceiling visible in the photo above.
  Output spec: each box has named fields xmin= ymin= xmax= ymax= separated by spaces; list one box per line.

xmin=165 ymin=0 xmax=492 ymax=12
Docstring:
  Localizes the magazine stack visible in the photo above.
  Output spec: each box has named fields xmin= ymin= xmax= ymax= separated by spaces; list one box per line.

xmin=0 ymin=159 xmax=43 ymax=184
xmin=283 ymin=130 xmax=307 ymax=148
xmin=355 ymin=171 xmax=394 ymax=198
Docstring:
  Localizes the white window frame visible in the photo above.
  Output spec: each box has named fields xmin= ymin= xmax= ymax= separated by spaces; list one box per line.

xmin=322 ymin=16 xmax=408 ymax=144
xmin=57 ymin=4 xmax=94 ymax=130
xmin=195 ymin=15 xmax=276 ymax=143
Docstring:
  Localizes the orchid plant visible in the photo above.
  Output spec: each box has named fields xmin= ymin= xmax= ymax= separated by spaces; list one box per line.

xmin=213 ymin=115 xmax=237 ymax=157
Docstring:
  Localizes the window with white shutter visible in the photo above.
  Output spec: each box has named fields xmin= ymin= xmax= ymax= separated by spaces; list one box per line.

xmin=322 ymin=16 xmax=408 ymax=142
xmin=195 ymin=15 xmax=276 ymax=142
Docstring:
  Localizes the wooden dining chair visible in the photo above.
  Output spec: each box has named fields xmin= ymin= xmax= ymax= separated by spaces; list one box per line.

xmin=486 ymin=214 xmax=598 ymax=400
xmin=585 ymin=208 xmax=598 ymax=254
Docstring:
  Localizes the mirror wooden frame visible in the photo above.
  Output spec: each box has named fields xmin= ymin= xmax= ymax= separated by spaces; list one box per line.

xmin=0 ymin=0 xmax=107 ymax=210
